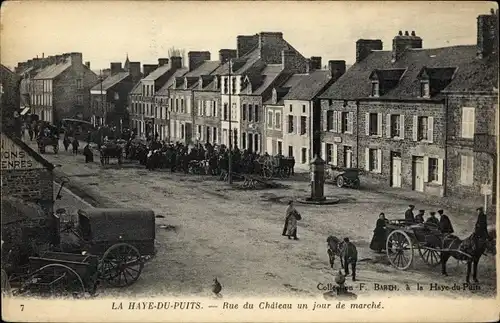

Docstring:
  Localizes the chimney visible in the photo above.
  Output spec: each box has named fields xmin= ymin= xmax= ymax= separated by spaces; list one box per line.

xmin=128 ymin=62 xmax=141 ymax=81
xmin=110 ymin=62 xmax=122 ymax=75
xmin=219 ymin=49 xmax=237 ymax=63
xmin=170 ymin=56 xmax=182 ymax=69
xmin=310 ymin=56 xmax=322 ymax=70
xmin=328 ymin=60 xmax=346 ymax=81
xmin=236 ymin=34 xmax=259 ymax=58
xmin=259 ymin=32 xmax=285 ymax=63
xmin=55 ymin=55 xmax=63 ymax=63
xmin=392 ymin=31 xmax=423 ymax=62
xmin=143 ymin=64 xmax=158 ymax=77
xmin=188 ymin=51 xmax=210 ymax=72
xmin=158 ymin=58 xmax=169 ymax=66
xmin=356 ymin=39 xmax=383 ymax=63
xmin=85 ymin=61 xmax=90 ymax=69
xmin=69 ymin=52 xmax=82 ymax=66
xmin=477 ymin=9 xmax=499 ymax=59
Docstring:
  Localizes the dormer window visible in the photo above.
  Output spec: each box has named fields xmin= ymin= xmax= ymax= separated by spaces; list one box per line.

xmin=420 ymin=80 xmax=430 ymax=98
xmin=371 ymin=81 xmax=380 ymax=97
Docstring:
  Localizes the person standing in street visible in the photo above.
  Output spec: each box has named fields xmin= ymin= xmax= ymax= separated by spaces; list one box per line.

xmin=282 ymin=200 xmax=301 ymax=240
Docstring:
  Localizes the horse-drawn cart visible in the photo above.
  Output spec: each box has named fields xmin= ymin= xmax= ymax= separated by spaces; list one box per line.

xmin=385 ymin=219 xmax=451 ymax=270
xmin=100 ymin=140 xmax=124 ymax=165
xmin=260 ymin=156 xmax=294 ymax=179
xmin=37 ymin=135 xmax=59 ymax=154
xmin=10 ymin=208 xmax=156 ymax=297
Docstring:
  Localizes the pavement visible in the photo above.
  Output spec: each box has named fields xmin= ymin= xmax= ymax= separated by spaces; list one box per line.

xmin=27 ymin=139 xmax=497 ymax=298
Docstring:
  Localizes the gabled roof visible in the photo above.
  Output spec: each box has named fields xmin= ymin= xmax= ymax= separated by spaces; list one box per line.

xmin=1 ymin=64 xmax=15 ymax=77
xmin=319 ymin=45 xmax=498 ymax=100
xmin=130 ymin=80 xmax=143 ymax=95
xmin=91 ymin=72 xmax=130 ymax=91
xmin=156 ymin=68 xmax=189 ymax=96
xmin=33 ymin=60 xmax=71 ymax=80
xmin=264 ymin=74 xmax=308 ymax=105
xmin=369 ymin=68 xmax=406 ymax=81
xmin=143 ymin=64 xmax=171 ymax=81
xmin=218 ymin=47 xmax=261 ymax=75
xmin=283 ymin=70 xmax=333 ymax=101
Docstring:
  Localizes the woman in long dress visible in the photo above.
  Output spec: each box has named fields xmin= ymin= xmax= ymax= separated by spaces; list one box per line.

xmin=370 ymin=213 xmax=389 ymax=252
xmin=282 ymin=201 xmax=301 ymax=240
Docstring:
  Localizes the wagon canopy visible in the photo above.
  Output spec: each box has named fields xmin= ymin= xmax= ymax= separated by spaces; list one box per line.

xmin=77 ymin=208 xmax=155 ymax=242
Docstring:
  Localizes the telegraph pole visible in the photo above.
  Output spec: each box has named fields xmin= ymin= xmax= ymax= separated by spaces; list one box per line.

xmin=100 ymin=69 xmax=104 ymax=126
xmin=227 ymin=59 xmax=233 ymax=184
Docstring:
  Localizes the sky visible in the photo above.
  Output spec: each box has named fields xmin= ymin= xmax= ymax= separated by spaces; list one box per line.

xmin=1 ymin=1 xmax=497 ymax=71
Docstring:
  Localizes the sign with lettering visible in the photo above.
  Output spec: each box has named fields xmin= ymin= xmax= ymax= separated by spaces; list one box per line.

xmin=1 ymin=133 xmax=45 ymax=170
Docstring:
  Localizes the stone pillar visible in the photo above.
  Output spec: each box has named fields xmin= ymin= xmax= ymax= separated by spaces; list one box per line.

xmin=310 ymin=155 xmax=326 ymax=201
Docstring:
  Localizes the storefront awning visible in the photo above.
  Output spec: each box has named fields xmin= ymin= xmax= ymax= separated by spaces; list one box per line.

xmin=20 ymin=107 xmax=30 ymax=116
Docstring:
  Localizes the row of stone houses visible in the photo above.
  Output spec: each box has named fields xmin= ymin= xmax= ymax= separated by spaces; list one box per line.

xmin=15 ymin=53 xmax=98 ymax=123
xmin=318 ymin=9 xmax=498 ymax=205
xmin=127 ymin=32 xmax=343 ymax=166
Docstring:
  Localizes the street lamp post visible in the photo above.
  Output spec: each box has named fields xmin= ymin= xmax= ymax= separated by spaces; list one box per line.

xmin=227 ymin=59 xmax=233 ymax=184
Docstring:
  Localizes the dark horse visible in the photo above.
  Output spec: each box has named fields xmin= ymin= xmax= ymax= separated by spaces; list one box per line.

xmin=327 ymin=236 xmax=358 ymax=281
xmin=441 ymin=226 xmax=496 ymax=283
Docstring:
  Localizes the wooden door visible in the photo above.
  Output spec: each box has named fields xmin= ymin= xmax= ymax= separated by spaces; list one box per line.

xmin=391 ymin=156 xmax=402 ymax=187
xmin=412 ymin=157 xmax=424 ymax=192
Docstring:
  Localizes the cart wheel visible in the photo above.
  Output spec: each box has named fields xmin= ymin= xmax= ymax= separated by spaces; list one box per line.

xmin=336 ymin=176 xmax=344 ymax=188
xmin=418 ymin=246 xmax=441 ymax=267
xmin=386 ymin=230 xmax=414 ymax=270
xmin=100 ymin=243 xmax=144 ymax=287
xmin=24 ymin=263 xmax=85 ymax=297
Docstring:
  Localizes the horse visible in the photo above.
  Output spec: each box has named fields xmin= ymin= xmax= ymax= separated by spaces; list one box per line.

xmin=326 ymin=236 xmax=358 ymax=281
xmin=441 ymin=226 xmax=496 ymax=284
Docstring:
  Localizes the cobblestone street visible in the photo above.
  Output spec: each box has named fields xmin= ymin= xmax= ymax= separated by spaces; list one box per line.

xmin=35 ymin=140 xmax=496 ymax=298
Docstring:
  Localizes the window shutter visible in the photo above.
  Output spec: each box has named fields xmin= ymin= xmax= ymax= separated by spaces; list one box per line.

xmin=333 ymin=144 xmax=338 ymax=166
xmin=469 ymin=108 xmax=475 ymax=137
xmin=214 ymin=101 xmax=218 ymax=117
xmin=376 ymin=149 xmax=382 ymax=173
xmin=427 ymin=116 xmax=434 ymax=143
xmin=386 ymin=114 xmax=391 ymax=138
xmin=423 ymin=156 xmax=429 ymax=183
xmin=333 ymin=111 xmax=338 ymax=132
xmin=321 ymin=143 xmax=326 ymax=160
xmin=348 ymin=112 xmax=353 ymax=133
xmin=365 ymin=113 xmax=370 ymax=136
xmin=377 ymin=113 xmax=382 ymax=136
xmin=412 ymin=115 xmax=418 ymax=141
xmin=187 ymin=99 xmax=191 ymax=114
xmin=365 ymin=148 xmax=370 ymax=171
xmin=437 ymin=158 xmax=444 ymax=185
xmin=294 ymin=116 xmax=298 ymax=134
xmin=400 ymin=115 xmax=405 ymax=139
xmin=323 ymin=110 xmax=327 ymax=131
xmin=468 ymin=155 xmax=474 ymax=185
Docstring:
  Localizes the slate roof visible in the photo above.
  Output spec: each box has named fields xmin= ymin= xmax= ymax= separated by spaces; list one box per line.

xmin=184 ymin=61 xmax=221 ymax=78
xmin=319 ymin=45 xmax=499 ymax=100
xmin=217 ymin=47 xmax=261 ymax=75
xmin=284 ymin=70 xmax=333 ymax=101
xmin=142 ymin=64 xmax=171 ymax=81
xmin=251 ymin=64 xmax=284 ymax=95
xmin=91 ymin=72 xmax=129 ymax=91
xmin=33 ymin=60 xmax=71 ymax=80
xmin=264 ymin=74 xmax=308 ymax=105
xmin=156 ymin=68 xmax=189 ymax=96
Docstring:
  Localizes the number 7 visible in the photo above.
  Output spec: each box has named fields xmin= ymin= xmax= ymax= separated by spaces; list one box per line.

xmin=20 ymin=304 xmax=24 ymax=311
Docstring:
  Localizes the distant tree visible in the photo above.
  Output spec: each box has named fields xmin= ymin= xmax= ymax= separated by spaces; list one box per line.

xmin=168 ymin=47 xmax=186 ymax=67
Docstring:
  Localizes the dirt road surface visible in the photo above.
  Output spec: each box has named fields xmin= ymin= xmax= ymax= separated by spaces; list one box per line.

xmin=34 ymin=142 xmax=496 ymax=299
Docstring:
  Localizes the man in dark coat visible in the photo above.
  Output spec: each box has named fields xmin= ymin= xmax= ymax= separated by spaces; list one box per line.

xmin=72 ymin=138 xmax=80 ymax=155
xmin=438 ymin=210 xmax=454 ymax=234
xmin=425 ymin=211 xmax=439 ymax=227
xmin=404 ymin=205 xmax=415 ymax=223
xmin=415 ymin=210 xmax=425 ymax=224
xmin=83 ymin=144 xmax=94 ymax=163
xmin=474 ymin=207 xmax=489 ymax=240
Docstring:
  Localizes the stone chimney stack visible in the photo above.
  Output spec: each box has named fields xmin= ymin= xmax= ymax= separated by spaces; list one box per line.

xmin=170 ymin=56 xmax=183 ymax=69
xmin=158 ymin=58 xmax=169 ymax=66
xmin=356 ymin=39 xmax=383 ymax=63
xmin=219 ymin=49 xmax=237 ymax=63
xmin=328 ymin=60 xmax=346 ymax=81
xmin=143 ymin=64 xmax=158 ymax=77
xmin=236 ymin=34 xmax=259 ymax=58
xmin=110 ymin=62 xmax=122 ymax=76
xmin=477 ymin=9 xmax=499 ymax=59
xmin=281 ymin=50 xmax=307 ymax=74
xmin=69 ymin=52 xmax=83 ymax=67
xmin=391 ymin=31 xmax=422 ymax=62
xmin=188 ymin=51 xmax=211 ymax=72
xmin=128 ymin=62 xmax=141 ymax=81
